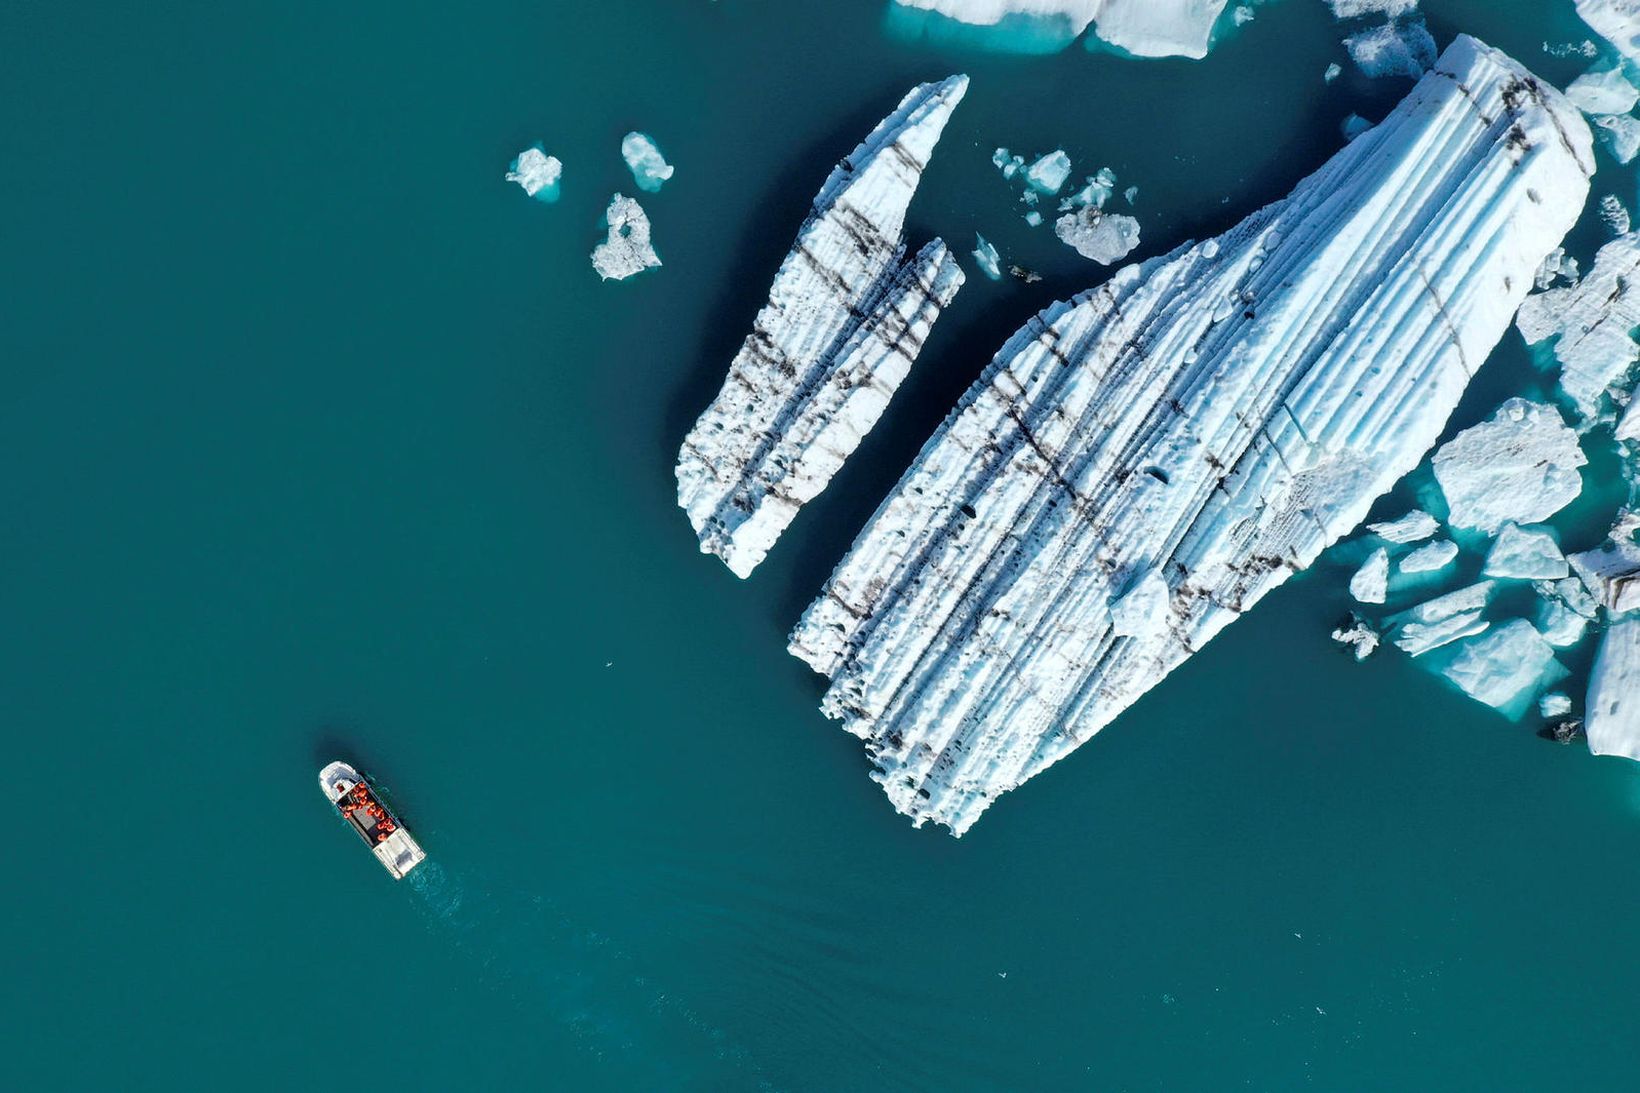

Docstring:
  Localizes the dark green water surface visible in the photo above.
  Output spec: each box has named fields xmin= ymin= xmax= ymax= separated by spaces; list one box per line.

xmin=5 ymin=1 xmax=1639 ymax=1088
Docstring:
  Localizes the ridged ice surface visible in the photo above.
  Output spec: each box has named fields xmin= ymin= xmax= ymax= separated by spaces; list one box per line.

xmin=789 ymin=36 xmax=1593 ymax=835
xmin=676 ymin=76 xmax=967 ymax=578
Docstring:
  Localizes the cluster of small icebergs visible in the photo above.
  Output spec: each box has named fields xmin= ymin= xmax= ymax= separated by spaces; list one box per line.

xmin=1334 ymin=207 xmax=1640 ymax=756
xmin=1562 ymin=0 xmax=1640 ymax=164
xmin=505 ymin=131 xmax=674 ymax=281
xmin=1326 ymin=0 xmax=1436 ymax=81
xmin=990 ymin=146 xmax=1141 ymax=265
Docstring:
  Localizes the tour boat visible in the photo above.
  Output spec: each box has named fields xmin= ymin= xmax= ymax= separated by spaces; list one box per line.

xmin=318 ymin=761 xmax=426 ymax=880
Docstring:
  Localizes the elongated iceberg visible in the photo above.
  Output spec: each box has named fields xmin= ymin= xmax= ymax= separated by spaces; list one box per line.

xmin=676 ymin=76 xmax=968 ymax=578
xmin=789 ymin=37 xmax=1593 ymax=835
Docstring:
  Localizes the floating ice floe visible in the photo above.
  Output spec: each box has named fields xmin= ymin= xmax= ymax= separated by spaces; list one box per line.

xmin=973 ymin=234 xmax=1004 ymax=280
xmin=1587 ymin=615 xmax=1640 ymax=758
xmin=1053 ymin=208 xmax=1141 ymax=264
xmin=1399 ymin=538 xmax=1457 ymax=574
xmin=1368 ymin=509 xmax=1439 ymax=543
xmin=590 ymin=194 xmax=660 ymax=281
xmin=506 ymin=145 xmax=563 ymax=201
xmin=1600 ymin=194 xmax=1632 ymax=236
xmin=620 ymin=132 xmax=674 ymax=193
xmin=1533 ymin=246 xmax=1579 ymax=290
xmin=675 ymin=76 xmax=968 ymax=578
xmin=1324 ymin=61 xmax=1343 ymax=83
xmin=1569 ymin=532 xmax=1640 ymax=613
xmin=1575 ymin=0 xmax=1640 ymax=68
xmin=1431 ymin=399 xmax=1586 ymax=532
xmin=1351 ymin=547 xmax=1391 ymax=603
xmin=1332 ymin=614 xmax=1381 ymax=659
xmin=1389 ymin=582 xmax=1495 ymax=657
xmin=1484 ymin=523 xmax=1568 ymax=579
xmin=1436 ymin=619 xmax=1566 ymax=717
xmin=1536 ymin=589 xmax=1592 ymax=648
xmin=1594 ymin=115 xmax=1640 ymax=163
xmin=787 ymin=37 xmax=1592 ymax=834
xmin=1024 ymin=210 xmax=1043 ymax=227
xmin=1540 ymin=691 xmax=1573 ymax=718
xmin=888 ymin=0 xmax=1233 ymax=59
xmin=1516 ymin=233 xmax=1640 ymax=420
xmin=1343 ymin=19 xmax=1436 ymax=80
xmin=1564 ymin=66 xmax=1639 ymax=116
xmin=1025 ymin=150 xmax=1073 ymax=194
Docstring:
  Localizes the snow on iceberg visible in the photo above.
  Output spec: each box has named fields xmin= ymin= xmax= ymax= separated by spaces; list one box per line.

xmin=620 ymin=132 xmax=674 ymax=193
xmin=506 ymin=145 xmax=563 ymax=201
xmin=887 ymin=0 xmax=1232 ymax=60
xmin=1431 ymin=399 xmax=1586 ymax=532
xmin=787 ymin=38 xmax=1593 ymax=835
xmin=675 ymin=77 xmax=968 ymax=578
xmin=1399 ymin=538 xmax=1457 ymax=574
xmin=1564 ymin=65 xmax=1639 ymax=116
xmin=590 ymin=194 xmax=660 ymax=281
xmin=1367 ymin=509 xmax=1438 ymax=543
xmin=1053 ymin=208 xmax=1141 ymax=264
xmin=1517 ymin=234 xmax=1640 ymax=420
xmin=1484 ymin=523 xmax=1568 ymax=579
xmin=1576 ymin=0 xmax=1640 ymax=68
xmin=1587 ymin=615 xmax=1640 ymax=759
xmin=1436 ymin=619 xmax=1566 ymax=717
xmin=1351 ymin=547 xmax=1391 ymax=603
xmin=1332 ymin=613 xmax=1381 ymax=660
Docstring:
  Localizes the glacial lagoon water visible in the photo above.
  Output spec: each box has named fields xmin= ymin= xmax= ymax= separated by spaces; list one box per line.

xmin=5 ymin=0 xmax=1640 ymax=1088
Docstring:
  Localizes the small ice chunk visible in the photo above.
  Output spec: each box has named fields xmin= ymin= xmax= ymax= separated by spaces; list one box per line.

xmin=1399 ymin=539 xmax=1458 ymax=574
xmin=1324 ymin=61 xmax=1343 ymax=83
xmin=590 ymin=194 xmax=661 ymax=281
xmin=1536 ymin=595 xmax=1590 ymax=648
xmin=1431 ymin=399 xmax=1586 ymax=533
xmin=1593 ymin=114 xmax=1640 ymax=164
xmin=1123 ymin=185 xmax=1139 ymax=204
xmin=1565 ymin=66 xmax=1639 ymax=115
xmin=972 ymin=234 xmax=1003 ymax=281
xmin=1344 ymin=18 xmax=1437 ymax=80
xmin=1368 ymin=510 xmax=1438 ymax=543
xmin=1233 ymin=6 xmax=1254 ymax=25
xmin=1540 ymin=692 xmax=1573 ymax=718
xmin=1332 ymin=613 xmax=1380 ymax=660
xmin=1025 ymin=150 xmax=1073 ymax=195
xmin=1438 ymin=620 xmax=1565 ymax=715
xmin=1054 ymin=208 xmax=1141 ymax=264
xmin=1389 ymin=581 xmax=1496 ymax=657
xmin=1350 ymin=547 xmax=1390 ymax=603
xmin=1024 ymin=210 xmax=1043 ymax=227
xmin=1341 ymin=113 xmax=1374 ymax=141
xmin=1109 ymin=568 xmax=1169 ymax=637
xmin=991 ymin=147 xmax=1012 ymax=169
xmin=1484 ymin=523 xmax=1568 ymax=579
xmin=506 ymin=145 xmax=563 ymax=201
xmin=620 ymin=132 xmax=674 ymax=193
xmin=1599 ymin=194 xmax=1632 ymax=236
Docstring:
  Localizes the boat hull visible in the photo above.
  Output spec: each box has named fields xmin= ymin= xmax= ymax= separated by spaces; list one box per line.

xmin=319 ymin=761 xmax=426 ymax=880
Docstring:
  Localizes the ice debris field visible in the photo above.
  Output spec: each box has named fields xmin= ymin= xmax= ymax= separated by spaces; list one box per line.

xmin=504 ymin=0 xmax=1640 ymax=835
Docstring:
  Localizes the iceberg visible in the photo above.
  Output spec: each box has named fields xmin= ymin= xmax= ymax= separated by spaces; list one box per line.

xmin=787 ymin=38 xmax=1593 ymax=834
xmin=1431 ymin=399 xmax=1586 ymax=532
xmin=1537 ymin=592 xmax=1591 ymax=648
xmin=1587 ymin=616 xmax=1640 ymax=759
xmin=1540 ymin=691 xmax=1573 ymax=718
xmin=888 ymin=0 xmax=1232 ymax=59
xmin=1564 ymin=66 xmax=1639 ymax=116
xmin=1568 ymin=533 xmax=1640 ymax=614
xmin=1515 ymin=234 xmax=1640 ymax=420
xmin=973 ymin=234 xmax=1004 ymax=281
xmin=1389 ymin=582 xmax=1495 ymax=657
xmin=1332 ymin=614 xmax=1381 ymax=660
xmin=1483 ymin=523 xmax=1568 ymax=579
xmin=675 ymin=77 xmax=968 ymax=578
xmin=506 ymin=145 xmax=563 ymax=201
xmin=1025 ymin=150 xmax=1073 ymax=195
xmin=1053 ymin=208 xmax=1141 ymax=264
xmin=620 ymin=132 xmax=674 ymax=193
xmin=1600 ymin=194 xmax=1632 ymax=236
xmin=1344 ymin=19 xmax=1437 ymax=80
xmin=590 ymin=194 xmax=661 ymax=281
xmin=1351 ymin=547 xmax=1391 ymax=603
xmin=1576 ymin=0 xmax=1640 ymax=68
xmin=1367 ymin=509 xmax=1438 ymax=543
xmin=1437 ymin=619 xmax=1566 ymax=717
xmin=1326 ymin=0 xmax=1419 ymax=16
xmin=1398 ymin=538 xmax=1457 ymax=574
xmin=1324 ymin=61 xmax=1343 ymax=83
xmin=1593 ymin=114 xmax=1640 ymax=164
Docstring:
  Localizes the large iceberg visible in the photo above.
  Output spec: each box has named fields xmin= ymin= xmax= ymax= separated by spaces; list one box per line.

xmin=888 ymin=0 xmax=1232 ymax=59
xmin=676 ymin=77 xmax=968 ymax=578
xmin=1436 ymin=619 xmax=1565 ymax=717
xmin=1430 ymin=399 xmax=1586 ymax=532
xmin=787 ymin=37 xmax=1592 ymax=835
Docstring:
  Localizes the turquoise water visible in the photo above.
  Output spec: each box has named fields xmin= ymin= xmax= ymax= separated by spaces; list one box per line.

xmin=6 ymin=1 xmax=1640 ymax=1088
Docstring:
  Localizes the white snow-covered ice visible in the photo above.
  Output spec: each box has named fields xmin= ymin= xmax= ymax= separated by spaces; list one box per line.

xmin=590 ymin=194 xmax=661 ymax=281
xmin=1351 ymin=548 xmax=1391 ymax=603
xmin=1437 ymin=619 xmax=1565 ymax=716
xmin=1025 ymin=150 xmax=1073 ymax=194
xmin=1586 ymin=615 xmax=1640 ymax=759
xmin=1484 ymin=523 xmax=1568 ymax=579
xmin=1399 ymin=538 xmax=1457 ymax=574
xmin=1389 ymin=582 xmax=1495 ymax=657
xmin=1576 ymin=0 xmax=1640 ymax=67
xmin=973 ymin=234 xmax=1003 ymax=280
xmin=787 ymin=38 xmax=1593 ymax=834
xmin=620 ymin=132 xmax=674 ymax=193
xmin=1516 ymin=234 xmax=1640 ymax=421
xmin=1564 ymin=65 xmax=1638 ymax=115
xmin=890 ymin=0 xmax=1232 ymax=59
xmin=1368 ymin=510 xmax=1439 ymax=543
xmin=675 ymin=77 xmax=968 ymax=577
xmin=506 ymin=145 xmax=563 ymax=201
xmin=1053 ymin=209 xmax=1141 ymax=264
xmin=1431 ymin=399 xmax=1586 ymax=532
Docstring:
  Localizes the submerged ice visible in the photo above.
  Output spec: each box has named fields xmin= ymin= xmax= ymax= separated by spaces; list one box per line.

xmin=889 ymin=0 xmax=1233 ymax=59
xmin=786 ymin=38 xmax=1593 ymax=834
